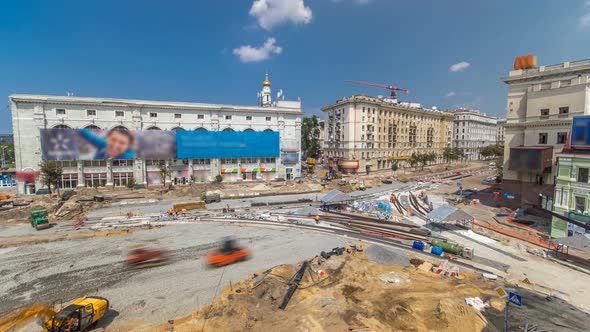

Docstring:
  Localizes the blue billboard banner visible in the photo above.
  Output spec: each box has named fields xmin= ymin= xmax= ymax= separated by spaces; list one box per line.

xmin=571 ymin=116 xmax=590 ymax=146
xmin=176 ymin=131 xmax=280 ymax=159
xmin=281 ymin=153 xmax=299 ymax=164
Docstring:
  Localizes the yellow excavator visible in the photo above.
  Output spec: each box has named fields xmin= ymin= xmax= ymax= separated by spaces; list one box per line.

xmin=0 ymin=296 xmax=109 ymax=332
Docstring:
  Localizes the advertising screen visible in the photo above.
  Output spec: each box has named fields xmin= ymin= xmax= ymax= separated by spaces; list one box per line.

xmin=41 ymin=128 xmax=281 ymax=161
xmin=175 ymin=131 xmax=280 ymax=159
xmin=40 ymin=128 xmax=176 ymax=160
xmin=571 ymin=116 xmax=590 ymax=147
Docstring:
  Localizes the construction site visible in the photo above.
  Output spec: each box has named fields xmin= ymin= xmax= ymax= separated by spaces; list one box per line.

xmin=1 ymin=161 xmax=590 ymax=331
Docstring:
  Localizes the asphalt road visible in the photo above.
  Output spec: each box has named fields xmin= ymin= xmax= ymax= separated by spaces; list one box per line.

xmin=0 ymin=223 xmax=351 ymax=329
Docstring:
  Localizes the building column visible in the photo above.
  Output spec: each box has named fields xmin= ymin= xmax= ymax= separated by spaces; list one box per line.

xmin=165 ymin=160 xmax=171 ymax=184
xmin=210 ymin=158 xmax=220 ymax=181
xmin=106 ymin=160 xmax=113 ymax=186
xmin=188 ymin=159 xmax=194 ymax=183
xmin=77 ymin=161 xmax=85 ymax=188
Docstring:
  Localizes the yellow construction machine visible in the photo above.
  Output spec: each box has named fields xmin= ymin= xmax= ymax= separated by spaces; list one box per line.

xmin=0 ymin=296 xmax=109 ymax=332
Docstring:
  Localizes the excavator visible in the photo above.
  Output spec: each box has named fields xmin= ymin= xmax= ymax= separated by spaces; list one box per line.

xmin=206 ymin=237 xmax=251 ymax=267
xmin=0 ymin=296 xmax=109 ymax=332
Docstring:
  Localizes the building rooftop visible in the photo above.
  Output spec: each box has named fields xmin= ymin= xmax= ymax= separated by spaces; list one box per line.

xmin=502 ymin=58 xmax=590 ymax=83
xmin=10 ymin=94 xmax=302 ymax=114
xmin=321 ymin=94 xmax=453 ymax=117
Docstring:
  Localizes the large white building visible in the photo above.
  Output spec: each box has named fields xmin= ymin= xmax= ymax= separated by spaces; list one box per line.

xmin=10 ymin=74 xmax=303 ymax=194
xmin=452 ymin=109 xmax=499 ymax=160
xmin=322 ymin=95 xmax=453 ymax=173
xmin=501 ymin=58 xmax=590 ymax=203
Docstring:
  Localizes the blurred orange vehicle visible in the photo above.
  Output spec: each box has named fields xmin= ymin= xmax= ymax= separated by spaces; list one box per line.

xmin=206 ymin=237 xmax=251 ymax=267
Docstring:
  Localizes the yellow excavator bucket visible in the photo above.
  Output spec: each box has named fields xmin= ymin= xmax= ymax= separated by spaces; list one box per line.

xmin=0 ymin=303 xmax=55 ymax=332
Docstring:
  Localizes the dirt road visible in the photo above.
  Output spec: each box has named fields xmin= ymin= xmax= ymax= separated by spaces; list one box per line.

xmin=0 ymin=223 xmax=350 ymax=330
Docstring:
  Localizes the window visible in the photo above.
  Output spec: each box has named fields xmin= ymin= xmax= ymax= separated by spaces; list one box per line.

xmin=113 ymin=172 xmax=133 ymax=187
xmin=57 ymin=160 xmax=77 ymax=168
xmin=559 ymin=107 xmax=569 ymax=115
xmin=225 ymin=115 xmax=232 ymax=120
xmin=84 ymin=173 xmax=107 ymax=187
xmin=59 ymin=174 xmax=78 ymax=189
xmin=82 ymin=160 xmax=106 ymax=167
xmin=86 ymin=109 xmax=96 ymax=116
xmin=221 ymin=158 xmax=238 ymax=164
xmin=263 ymin=157 xmax=275 ymax=163
xmin=146 ymin=160 xmax=165 ymax=166
xmin=150 ymin=112 xmax=158 ymax=118
xmin=578 ymin=168 xmax=589 ymax=183
xmin=56 ymin=109 xmax=66 ymax=115
xmin=192 ymin=158 xmax=210 ymax=165
xmin=115 ymin=111 xmax=124 ymax=117
xmin=265 ymin=116 xmax=271 ymax=121
xmin=112 ymin=160 xmax=129 ymax=167
xmin=538 ymin=133 xmax=548 ymax=144
xmin=540 ymin=109 xmax=549 ymax=118
xmin=246 ymin=116 xmax=252 ymax=121
xmin=242 ymin=157 xmax=257 ymax=164
xmin=197 ymin=114 xmax=204 ymax=120
xmin=174 ymin=113 xmax=182 ymax=119
xmin=557 ymin=132 xmax=568 ymax=144
xmin=575 ymin=196 xmax=586 ymax=213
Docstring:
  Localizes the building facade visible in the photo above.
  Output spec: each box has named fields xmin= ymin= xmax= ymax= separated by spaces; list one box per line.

xmin=10 ymin=74 xmax=302 ymax=194
xmin=0 ymin=134 xmax=13 ymax=143
xmin=452 ymin=109 xmax=499 ymax=160
xmin=496 ymin=119 xmax=506 ymax=144
xmin=322 ymin=95 xmax=453 ymax=173
xmin=501 ymin=58 xmax=590 ymax=203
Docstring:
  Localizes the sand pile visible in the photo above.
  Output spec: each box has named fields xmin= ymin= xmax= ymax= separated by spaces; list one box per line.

xmin=152 ymin=249 xmax=499 ymax=332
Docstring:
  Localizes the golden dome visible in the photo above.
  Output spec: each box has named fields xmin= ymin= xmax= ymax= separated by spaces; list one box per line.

xmin=263 ymin=72 xmax=271 ymax=87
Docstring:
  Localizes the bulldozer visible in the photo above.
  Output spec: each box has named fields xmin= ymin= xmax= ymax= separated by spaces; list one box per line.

xmin=206 ymin=237 xmax=251 ymax=267
xmin=0 ymin=297 xmax=109 ymax=332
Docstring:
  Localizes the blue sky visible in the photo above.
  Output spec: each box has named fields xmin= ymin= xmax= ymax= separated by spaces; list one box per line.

xmin=1 ymin=0 xmax=589 ymax=133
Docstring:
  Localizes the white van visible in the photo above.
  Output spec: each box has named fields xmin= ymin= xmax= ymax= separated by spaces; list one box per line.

xmin=488 ymin=162 xmax=497 ymax=170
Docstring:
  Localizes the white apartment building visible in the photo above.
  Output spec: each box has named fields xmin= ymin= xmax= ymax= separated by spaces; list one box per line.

xmin=10 ymin=74 xmax=302 ymax=194
xmin=452 ymin=109 xmax=499 ymax=160
xmin=501 ymin=58 xmax=590 ymax=203
xmin=322 ymin=95 xmax=454 ymax=173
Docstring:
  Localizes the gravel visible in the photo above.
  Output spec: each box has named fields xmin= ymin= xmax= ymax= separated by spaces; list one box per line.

xmin=0 ymin=222 xmax=350 ymax=328
xmin=365 ymin=244 xmax=410 ymax=267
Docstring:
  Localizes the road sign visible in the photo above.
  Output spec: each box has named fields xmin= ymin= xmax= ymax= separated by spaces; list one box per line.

xmin=494 ymin=286 xmax=508 ymax=298
xmin=508 ymin=292 xmax=522 ymax=306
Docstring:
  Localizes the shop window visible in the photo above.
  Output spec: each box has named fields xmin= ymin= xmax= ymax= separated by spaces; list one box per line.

xmin=577 ymin=168 xmax=588 ymax=183
xmin=113 ymin=172 xmax=133 ymax=187
xmin=59 ymin=174 xmax=78 ymax=189
xmin=84 ymin=173 xmax=107 ymax=187
xmin=575 ymin=196 xmax=586 ymax=213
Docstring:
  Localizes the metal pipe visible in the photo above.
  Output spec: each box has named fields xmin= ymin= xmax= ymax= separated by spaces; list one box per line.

xmin=278 ymin=261 xmax=309 ymax=310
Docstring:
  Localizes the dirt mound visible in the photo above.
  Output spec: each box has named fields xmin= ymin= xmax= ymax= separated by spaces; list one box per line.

xmin=152 ymin=249 xmax=499 ymax=332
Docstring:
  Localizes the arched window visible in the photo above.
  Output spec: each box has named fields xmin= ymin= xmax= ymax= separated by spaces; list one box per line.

xmin=243 ymin=128 xmax=255 ymax=132
xmin=84 ymin=125 xmax=102 ymax=132
xmin=146 ymin=126 xmax=161 ymax=130
xmin=53 ymin=124 xmax=71 ymax=129
xmin=222 ymin=128 xmax=234 ymax=132
xmin=264 ymin=129 xmax=274 ymax=132
xmin=171 ymin=127 xmax=185 ymax=131
xmin=195 ymin=127 xmax=208 ymax=131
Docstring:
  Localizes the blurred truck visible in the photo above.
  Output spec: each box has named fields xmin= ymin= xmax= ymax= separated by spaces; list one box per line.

xmin=201 ymin=192 xmax=221 ymax=203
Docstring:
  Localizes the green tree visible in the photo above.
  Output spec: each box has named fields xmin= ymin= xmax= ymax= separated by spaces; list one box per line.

xmin=301 ymin=116 xmax=321 ymax=158
xmin=0 ymin=143 xmax=15 ymax=168
xmin=159 ymin=164 xmax=172 ymax=189
xmin=391 ymin=161 xmax=398 ymax=176
xmin=442 ymin=147 xmax=454 ymax=163
xmin=39 ymin=160 xmax=63 ymax=195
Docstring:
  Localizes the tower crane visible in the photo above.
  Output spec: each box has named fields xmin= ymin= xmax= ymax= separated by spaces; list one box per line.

xmin=345 ymin=80 xmax=409 ymax=100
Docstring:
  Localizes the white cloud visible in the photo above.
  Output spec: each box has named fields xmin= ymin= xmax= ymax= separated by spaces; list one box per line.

xmin=580 ymin=13 xmax=590 ymax=27
xmin=445 ymin=91 xmax=456 ymax=98
xmin=449 ymin=61 xmax=471 ymax=72
xmin=250 ymin=0 xmax=313 ymax=30
xmin=233 ymin=38 xmax=283 ymax=63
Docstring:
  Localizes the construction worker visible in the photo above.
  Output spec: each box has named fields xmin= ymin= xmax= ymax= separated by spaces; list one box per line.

xmin=181 ymin=208 xmax=187 ymax=216
xmin=315 ymin=215 xmax=320 ymax=224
